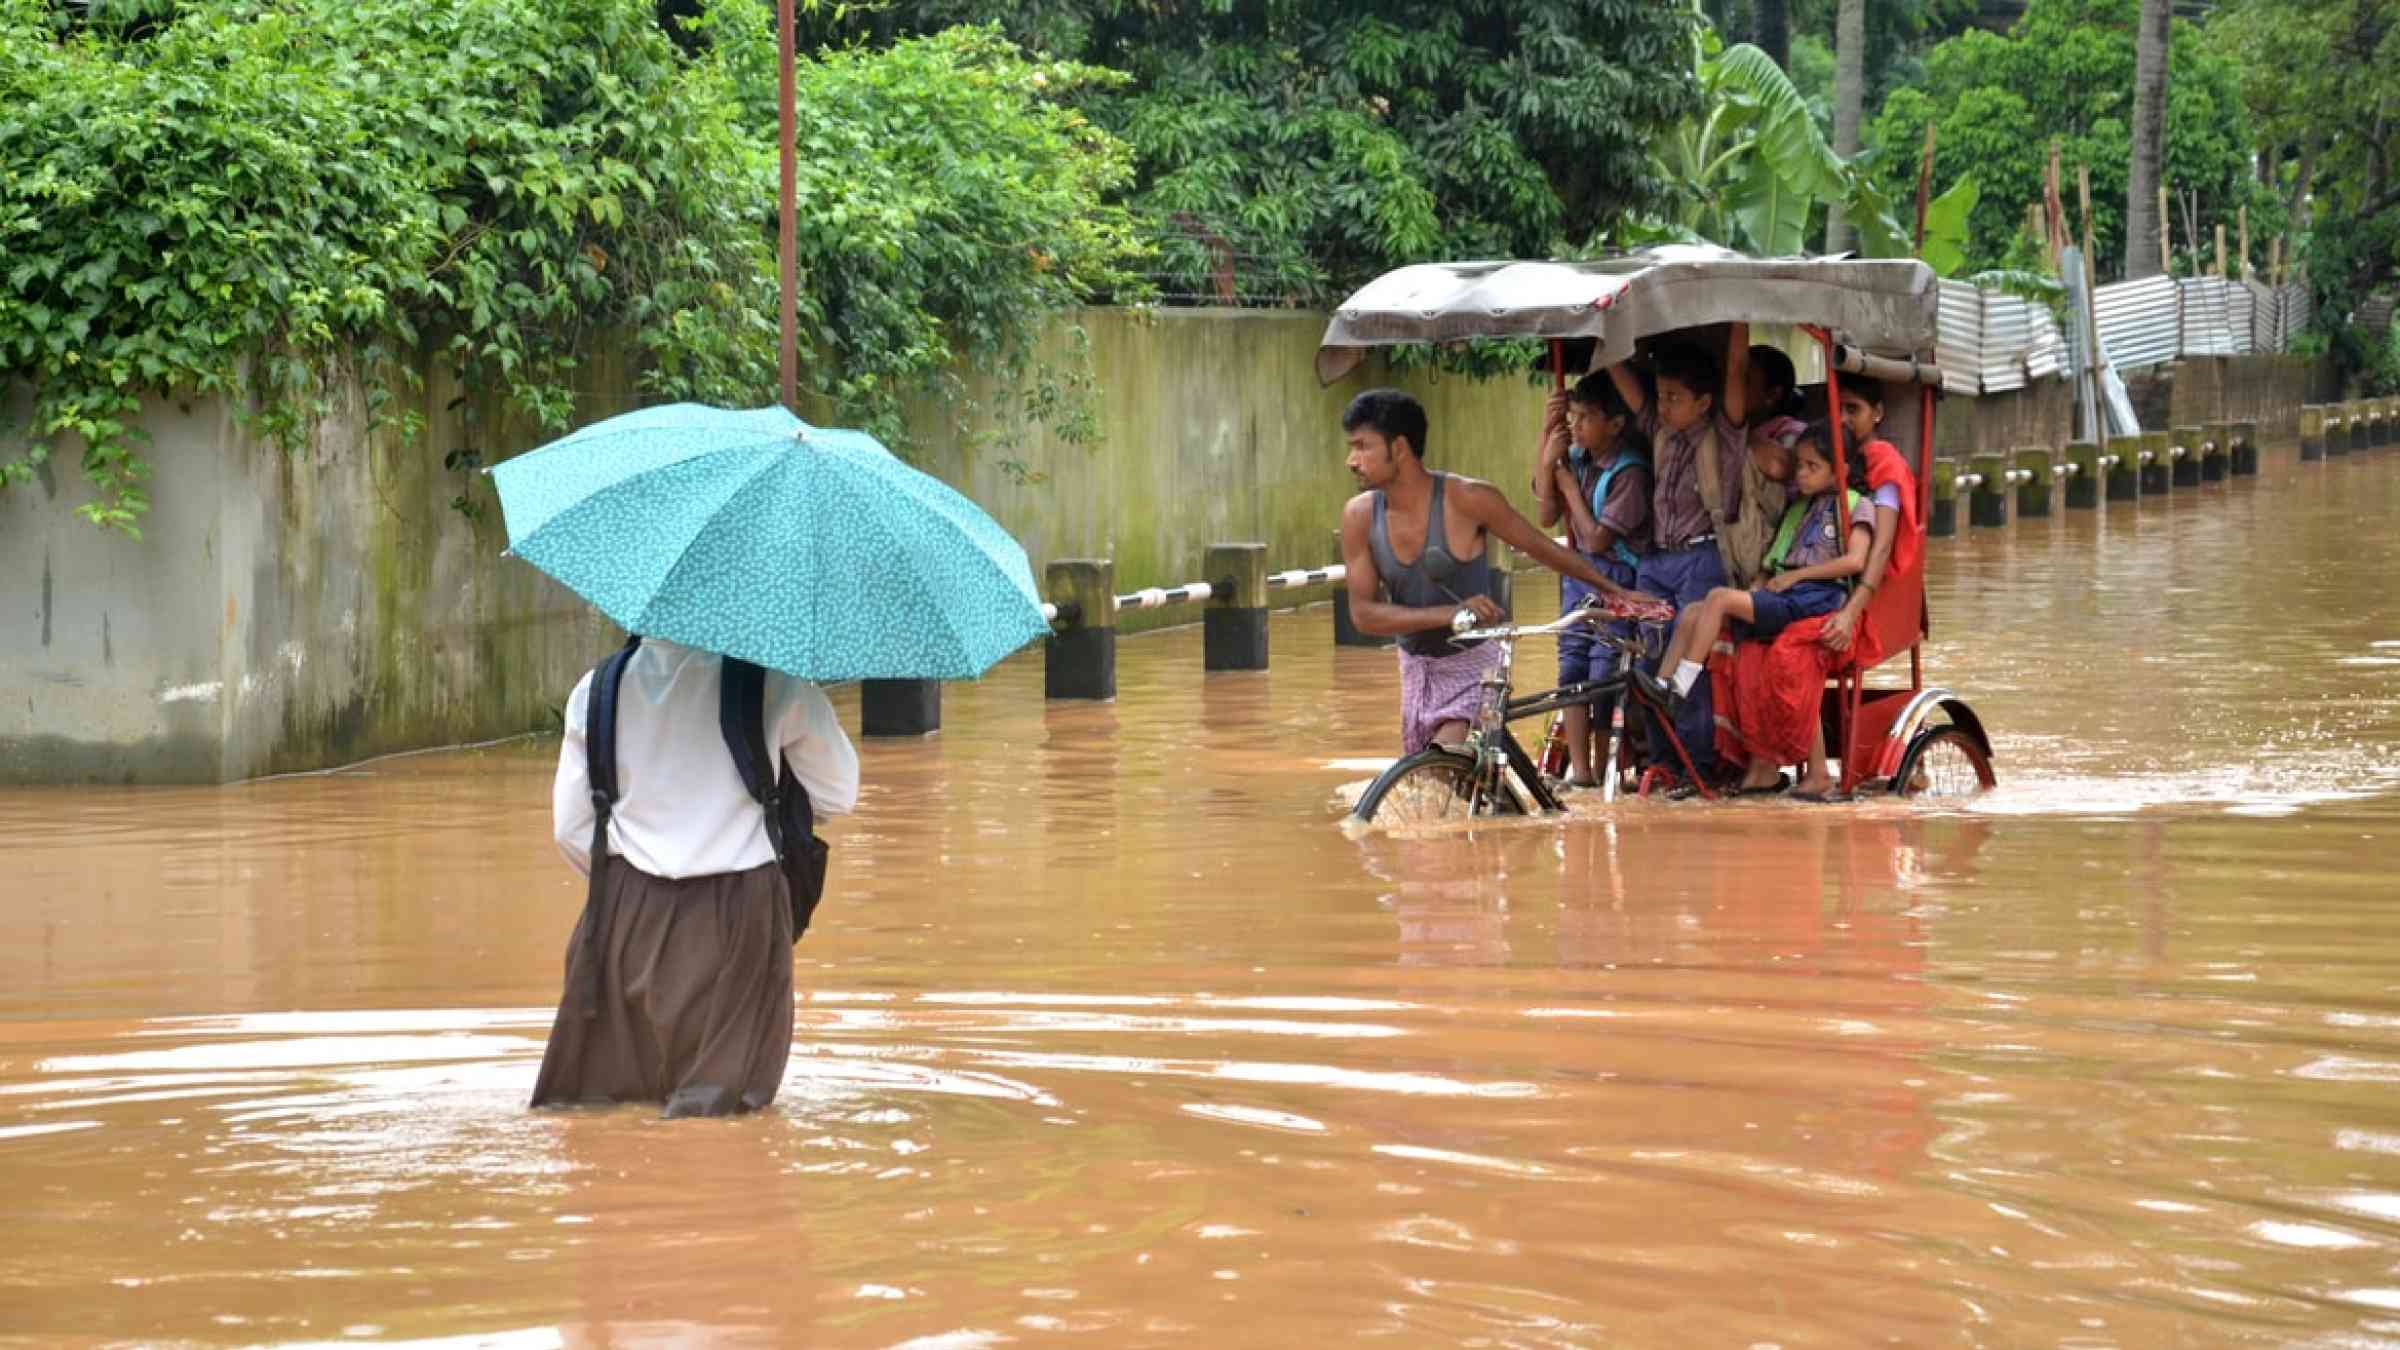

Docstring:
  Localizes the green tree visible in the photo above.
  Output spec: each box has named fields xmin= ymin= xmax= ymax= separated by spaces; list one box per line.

xmin=1643 ymin=37 xmax=1855 ymax=256
xmin=787 ymin=0 xmax=1703 ymax=305
xmin=1824 ymin=0 xmax=1868 ymax=251
xmin=2123 ymin=0 xmax=2170 ymax=280
xmin=0 ymin=0 xmax=1142 ymax=530
xmin=1719 ymin=0 xmax=1976 ymax=107
xmin=2207 ymin=0 xmax=2400 ymax=385
xmin=693 ymin=12 xmax=1145 ymax=453
xmin=1862 ymin=0 xmax=2262 ymax=278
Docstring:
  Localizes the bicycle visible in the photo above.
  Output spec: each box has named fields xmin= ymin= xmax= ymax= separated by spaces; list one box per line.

xmin=1349 ymin=604 xmax=1713 ymax=826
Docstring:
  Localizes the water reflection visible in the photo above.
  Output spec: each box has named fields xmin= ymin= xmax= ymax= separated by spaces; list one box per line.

xmin=1357 ymin=830 xmax=1515 ymax=967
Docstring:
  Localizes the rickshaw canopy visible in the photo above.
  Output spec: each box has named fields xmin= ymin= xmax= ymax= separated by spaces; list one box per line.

xmin=1313 ymin=246 xmax=1938 ymax=386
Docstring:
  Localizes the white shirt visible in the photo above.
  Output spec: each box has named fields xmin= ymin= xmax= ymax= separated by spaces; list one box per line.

xmin=552 ymin=640 xmax=860 ymax=880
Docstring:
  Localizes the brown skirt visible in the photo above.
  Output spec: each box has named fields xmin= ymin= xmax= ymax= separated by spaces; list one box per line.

xmin=529 ymin=857 xmax=794 ymax=1117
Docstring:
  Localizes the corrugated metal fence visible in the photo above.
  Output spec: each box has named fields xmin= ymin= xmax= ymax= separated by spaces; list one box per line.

xmin=2093 ymin=275 xmax=2178 ymax=370
xmin=1935 ymin=274 xmax=2314 ymax=396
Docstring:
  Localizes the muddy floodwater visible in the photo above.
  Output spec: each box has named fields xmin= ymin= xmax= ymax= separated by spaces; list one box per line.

xmin=5 ymin=445 xmax=2400 ymax=1347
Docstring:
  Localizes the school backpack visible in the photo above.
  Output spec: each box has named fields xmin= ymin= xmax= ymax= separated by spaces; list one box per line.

xmin=1693 ymin=422 xmax=1777 ymax=589
xmin=581 ymin=637 xmax=831 ymax=962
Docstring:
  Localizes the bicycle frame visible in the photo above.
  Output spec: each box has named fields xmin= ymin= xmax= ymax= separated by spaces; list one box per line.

xmin=1449 ymin=611 xmax=1721 ymax=809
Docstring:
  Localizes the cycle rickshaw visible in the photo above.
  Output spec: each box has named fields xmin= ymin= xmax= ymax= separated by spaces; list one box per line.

xmin=1325 ymin=247 xmax=1997 ymax=825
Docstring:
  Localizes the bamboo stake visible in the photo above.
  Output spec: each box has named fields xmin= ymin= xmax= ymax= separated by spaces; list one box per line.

xmin=2074 ymin=163 xmax=2105 ymax=438
xmin=2239 ymin=205 xmax=2251 ymax=281
xmin=2044 ymin=142 xmax=2067 ymax=272
xmin=2077 ymin=163 xmax=2096 ymax=266
xmin=2215 ymin=223 xmax=2228 ymax=277
xmin=2076 ymin=164 xmax=2100 ymax=346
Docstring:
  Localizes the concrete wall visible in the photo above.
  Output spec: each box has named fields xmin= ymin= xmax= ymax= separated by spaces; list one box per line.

xmin=0 ymin=309 xmax=2332 ymax=784
xmin=1931 ymin=374 xmax=2080 ymax=457
xmin=2 ymin=366 xmax=625 ymax=785
xmin=3 ymin=310 xmax=1559 ymax=784
xmin=899 ymin=307 xmax=1556 ymax=625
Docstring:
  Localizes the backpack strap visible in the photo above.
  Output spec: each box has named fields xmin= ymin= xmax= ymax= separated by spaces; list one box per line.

xmin=1692 ymin=422 xmax=1729 ymax=529
xmin=719 ymin=657 xmax=816 ymax=859
xmin=574 ymin=634 xmax=642 ymax=1020
xmin=1763 ymin=490 xmax=1867 ymax=580
xmin=1589 ymin=448 xmax=1652 ymax=570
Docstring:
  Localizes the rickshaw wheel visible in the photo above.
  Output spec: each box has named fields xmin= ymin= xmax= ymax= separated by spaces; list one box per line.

xmin=1891 ymin=725 xmax=1996 ymax=798
xmin=1353 ymin=748 xmax=1528 ymax=825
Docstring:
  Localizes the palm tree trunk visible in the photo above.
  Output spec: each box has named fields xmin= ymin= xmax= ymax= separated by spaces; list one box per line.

xmin=1753 ymin=0 xmax=1790 ymax=70
xmin=2123 ymin=0 xmax=2171 ymax=279
xmin=1824 ymin=0 xmax=1867 ymax=253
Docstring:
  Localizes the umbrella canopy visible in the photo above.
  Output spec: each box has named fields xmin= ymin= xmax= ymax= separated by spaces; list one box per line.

xmin=492 ymin=403 xmax=1048 ymax=682
xmin=1313 ymin=246 xmax=1938 ymax=384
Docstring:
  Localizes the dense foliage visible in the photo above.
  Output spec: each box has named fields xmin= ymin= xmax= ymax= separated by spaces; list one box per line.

xmin=12 ymin=0 xmax=2391 ymax=531
xmin=1638 ymin=37 xmax=1859 ymax=258
xmin=2206 ymin=0 xmax=2400 ymax=391
xmin=694 ymin=10 xmax=1142 ymax=457
xmin=793 ymin=0 xmax=1704 ymax=305
xmin=1862 ymin=0 xmax=2267 ymax=279
xmin=0 ymin=0 xmax=1142 ymax=531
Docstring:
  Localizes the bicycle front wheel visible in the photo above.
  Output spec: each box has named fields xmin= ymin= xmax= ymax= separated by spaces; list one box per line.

xmin=1353 ymin=747 xmax=1519 ymax=825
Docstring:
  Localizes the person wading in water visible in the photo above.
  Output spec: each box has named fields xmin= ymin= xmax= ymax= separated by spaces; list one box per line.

xmin=1337 ymin=388 xmax=1633 ymax=755
xmin=532 ymin=638 xmax=858 ymax=1118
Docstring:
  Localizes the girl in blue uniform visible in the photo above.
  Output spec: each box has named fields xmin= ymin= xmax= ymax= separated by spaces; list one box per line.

xmin=1639 ymin=420 xmax=1873 ymax=710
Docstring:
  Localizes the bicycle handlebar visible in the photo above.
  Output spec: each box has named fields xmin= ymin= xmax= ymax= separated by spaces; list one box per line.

xmin=1449 ymin=605 xmax=1608 ymax=646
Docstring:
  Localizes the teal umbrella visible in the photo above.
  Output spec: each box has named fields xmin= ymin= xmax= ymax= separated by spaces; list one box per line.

xmin=491 ymin=403 xmax=1048 ymax=681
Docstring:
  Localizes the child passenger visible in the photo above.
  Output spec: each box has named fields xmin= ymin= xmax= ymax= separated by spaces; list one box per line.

xmin=1532 ymin=372 xmax=1652 ymax=788
xmin=1818 ymin=376 xmax=1918 ymax=658
xmin=1639 ymin=419 xmax=1874 ymax=721
xmin=1604 ymin=329 xmax=1752 ymax=784
xmin=1745 ymin=343 xmax=1807 ymax=428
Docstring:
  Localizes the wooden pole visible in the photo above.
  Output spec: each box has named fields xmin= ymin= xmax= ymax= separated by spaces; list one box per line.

xmin=2238 ymin=205 xmax=2251 ymax=281
xmin=777 ymin=0 xmax=798 ymax=412
xmin=2073 ymin=162 xmax=2104 ymax=440
xmin=2215 ymin=223 xmax=2227 ymax=278
xmin=2157 ymin=184 xmax=2171 ymax=275
xmin=2077 ymin=162 xmax=2096 ymax=266
xmin=2044 ymin=142 xmax=2066 ymax=272
xmin=2271 ymin=235 xmax=2286 ymax=286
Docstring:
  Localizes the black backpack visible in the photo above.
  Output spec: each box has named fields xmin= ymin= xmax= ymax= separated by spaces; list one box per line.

xmin=577 ymin=638 xmax=831 ymax=1000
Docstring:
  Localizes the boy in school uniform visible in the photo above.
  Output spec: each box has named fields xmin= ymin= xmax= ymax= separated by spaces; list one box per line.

xmin=1603 ymin=325 xmax=1755 ymax=782
xmin=1532 ymin=372 xmax=1652 ymax=788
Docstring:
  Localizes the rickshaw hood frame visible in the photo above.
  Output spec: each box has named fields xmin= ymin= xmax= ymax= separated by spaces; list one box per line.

xmin=1314 ymin=246 xmax=1938 ymax=385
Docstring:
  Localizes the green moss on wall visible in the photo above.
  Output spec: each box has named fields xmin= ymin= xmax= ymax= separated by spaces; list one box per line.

xmin=908 ymin=308 xmax=1552 ymax=635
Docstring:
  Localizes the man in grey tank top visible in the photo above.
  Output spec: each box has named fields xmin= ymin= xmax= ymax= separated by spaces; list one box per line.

xmin=1338 ymin=389 xmax=1632 ymax=755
